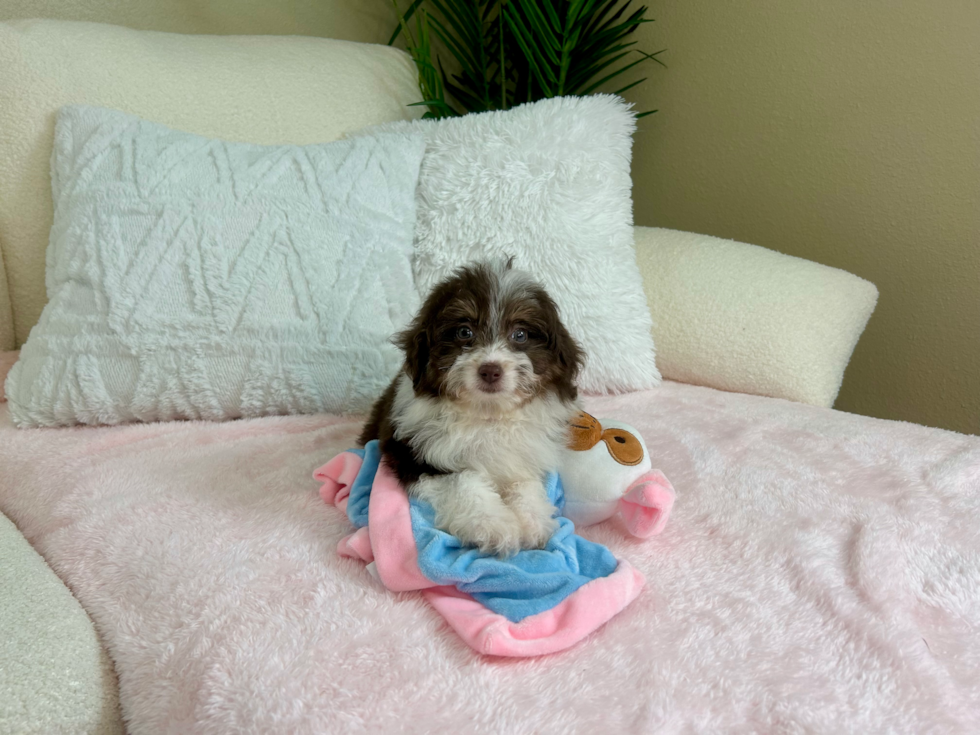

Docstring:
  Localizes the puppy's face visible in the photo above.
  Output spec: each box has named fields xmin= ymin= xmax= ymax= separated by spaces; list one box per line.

xmin=397 ymin=262 xmax=581 ymax=408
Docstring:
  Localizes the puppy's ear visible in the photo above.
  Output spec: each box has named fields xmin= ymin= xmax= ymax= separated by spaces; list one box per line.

xmin=395 ymin=319 xmax=429 ymax=390
xmin=539 ymin=293 xmax=582 ymax=401
xmin=552 ymin=320 xmax=583 ymax=401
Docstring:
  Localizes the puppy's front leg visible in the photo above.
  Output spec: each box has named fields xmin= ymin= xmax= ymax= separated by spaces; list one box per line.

xmin=412 ymin=471 xmax=522 ymax=557
xmin=502 ymin=479 xmax=559 ymax=549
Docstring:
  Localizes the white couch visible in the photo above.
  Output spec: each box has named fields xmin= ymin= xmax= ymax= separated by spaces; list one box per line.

xmin=5 ymin=18 xmax=975 ymax=735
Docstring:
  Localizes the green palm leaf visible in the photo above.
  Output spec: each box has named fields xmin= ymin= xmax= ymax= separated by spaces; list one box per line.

xmin=389 ymin=0 xmax=664 ymax=117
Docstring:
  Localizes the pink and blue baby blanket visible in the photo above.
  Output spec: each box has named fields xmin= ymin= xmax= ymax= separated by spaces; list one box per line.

xmin=315 ymin=441 xmax=645 ymax=657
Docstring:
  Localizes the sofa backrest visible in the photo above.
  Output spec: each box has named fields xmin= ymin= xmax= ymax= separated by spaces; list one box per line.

xmin=0 ymin=19 xmax=422 ymax=349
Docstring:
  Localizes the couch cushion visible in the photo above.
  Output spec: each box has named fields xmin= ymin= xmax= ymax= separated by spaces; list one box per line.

xmin=1 ymin=386 xmax=978 ymax=731
xmin=0 ymin=19 xmax=423 ymax=348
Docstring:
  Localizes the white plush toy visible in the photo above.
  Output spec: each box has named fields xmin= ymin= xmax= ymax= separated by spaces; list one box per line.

xmin=559 ymin=412 xmax=675 ymax=538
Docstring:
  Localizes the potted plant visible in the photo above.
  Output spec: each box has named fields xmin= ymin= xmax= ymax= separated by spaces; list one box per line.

xmin=390 ymin=0 xmax=664 ymax=118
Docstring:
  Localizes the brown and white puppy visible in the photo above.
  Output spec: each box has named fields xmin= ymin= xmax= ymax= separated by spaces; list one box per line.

xmin=359 ymin=260 xmax=583 ymax=555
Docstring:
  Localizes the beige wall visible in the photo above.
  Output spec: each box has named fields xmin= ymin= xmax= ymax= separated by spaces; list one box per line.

xmin=2 ymin=0 xmax=976 ymax=433
xmin=622 ymin=1 xmax=979 ymax=434
xmin=0 ymin=0 xmax=391 ymax=40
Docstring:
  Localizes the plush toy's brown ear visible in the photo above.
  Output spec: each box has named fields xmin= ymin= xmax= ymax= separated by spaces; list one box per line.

xmin=601 ymin=428 xmax=644 ymax=466
xmin=568 ymin=411 xmax=602 ymax=451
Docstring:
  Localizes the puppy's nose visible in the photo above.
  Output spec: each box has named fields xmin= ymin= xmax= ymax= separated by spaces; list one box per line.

xmin=478 ymin=362 xmax=503 ymax=385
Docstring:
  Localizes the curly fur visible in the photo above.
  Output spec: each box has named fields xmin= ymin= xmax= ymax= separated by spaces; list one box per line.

xmin=359 ymin=261 xmax=582 ymax=555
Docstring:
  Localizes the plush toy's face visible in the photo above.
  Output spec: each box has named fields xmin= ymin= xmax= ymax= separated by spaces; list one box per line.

xmin=560 ymin=412 xmax=675 ymax=538
xmin=568 ymin=411 xmax=644 ymax=466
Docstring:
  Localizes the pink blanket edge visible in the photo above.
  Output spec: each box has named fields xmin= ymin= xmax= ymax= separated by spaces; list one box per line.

xmin=314 ymin=451 xmax=646 ymax=657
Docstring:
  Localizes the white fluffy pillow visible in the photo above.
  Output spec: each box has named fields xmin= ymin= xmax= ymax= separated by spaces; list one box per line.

xmin=5 ymin=106 xmax=426 ymax=427
xmin=355 ymin=95 xmax=661 ymax=394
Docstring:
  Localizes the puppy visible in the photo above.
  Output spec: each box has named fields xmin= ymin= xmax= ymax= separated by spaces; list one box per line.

xmin=358 ymin=260 xmax=583 ymax=556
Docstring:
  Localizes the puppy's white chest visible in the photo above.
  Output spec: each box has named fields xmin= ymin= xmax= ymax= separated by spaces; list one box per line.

xmin=392 ymin=373 xmax=573 ymax=482
xmin=433 ymin=408 xmax=566 ymax=482
xmin=453 ymin=417 xmax=534 ymax=462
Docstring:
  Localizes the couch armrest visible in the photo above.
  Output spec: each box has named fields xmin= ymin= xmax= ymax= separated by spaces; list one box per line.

xmin=0 ymin=511 xmax=123 ymax=734
xmin=634 ymin=227 xmax=878 ymax=408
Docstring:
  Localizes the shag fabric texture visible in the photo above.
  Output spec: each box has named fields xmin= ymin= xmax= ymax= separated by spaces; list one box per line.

xmin=5 ymin=106 xmax=426 ymax=427
xmin=2 ymin=384 xmax=979 ymax=732
xmin=354 ymin=95 xmax=661 ymax=394
xmin=0 ymin=19 xmax=424 ymax=349
xmin=635 ymin=227 xmax=879 ymax=408
xmin=0 ymin=511 xmax=123 ymax=734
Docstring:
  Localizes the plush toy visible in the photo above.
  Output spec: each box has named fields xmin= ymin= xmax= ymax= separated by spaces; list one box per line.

xmin=560 ymin=412 xmax=675 ymax=538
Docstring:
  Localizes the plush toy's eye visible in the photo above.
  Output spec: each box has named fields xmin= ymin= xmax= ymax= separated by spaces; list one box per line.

xmin=601 ymin=428 xmax=644 ymax=466
xmin=510 ymin=328 xmax=528 ymax=344
xmin=456 ymin=325 xmax=474 ymax=341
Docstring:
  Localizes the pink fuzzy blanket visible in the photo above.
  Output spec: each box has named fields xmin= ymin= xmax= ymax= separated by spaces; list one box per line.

xmin=2 ymin=379 xmax=979 ymax=733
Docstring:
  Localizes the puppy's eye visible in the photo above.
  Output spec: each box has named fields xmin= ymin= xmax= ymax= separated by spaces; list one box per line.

xmin=510 ymin=328 xmax=528 ymax=344
xmin=456 ymin=326 xmax=474 ymax=341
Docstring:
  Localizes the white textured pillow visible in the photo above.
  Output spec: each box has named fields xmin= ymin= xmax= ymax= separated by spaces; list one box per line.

xmin=0 ymin=19 xmax=424 ymax=349
xmin=355 ymin=95 xmax=661 ymax=394
xmin=5 ymin=106 xmax=426 ymax=427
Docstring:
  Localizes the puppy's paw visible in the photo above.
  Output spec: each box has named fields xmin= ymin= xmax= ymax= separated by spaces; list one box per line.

xmin=453 ymin=511 xmax=523 ymax=558
xmin=504 ymin=480 xmax=559 ymax=550
xmin=427 ymin=471 xmax=523 ymax=557
xmin=517 ymin=510 xmax=559 ymax=550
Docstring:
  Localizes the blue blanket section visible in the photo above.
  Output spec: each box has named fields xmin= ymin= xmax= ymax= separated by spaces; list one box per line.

xmin=344 ymin=446 xmax=370 ymax=529
xmin=346 ymin=441 xmax=619 ymax=623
